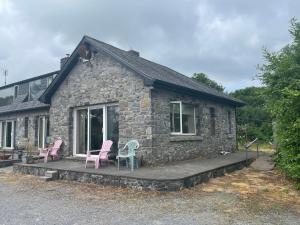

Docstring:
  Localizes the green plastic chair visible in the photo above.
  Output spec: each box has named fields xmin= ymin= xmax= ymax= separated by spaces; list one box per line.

xmin=117 ymin=140 xmax=139 ymax=171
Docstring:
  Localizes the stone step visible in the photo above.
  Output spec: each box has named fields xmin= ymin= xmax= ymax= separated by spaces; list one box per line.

xmin=45 ymin=170 xmax=58 ymax=180
xmin=40 ymin=176 xmax=52 ymax=182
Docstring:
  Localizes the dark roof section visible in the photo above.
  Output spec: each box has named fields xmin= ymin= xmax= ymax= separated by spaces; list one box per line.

xmin=0 ymin=100 xmax=49 ymax=115
xmin=0 ymin=70 xmax=59 ymax=91
xmin=40 ymin=35 xmax=244 ymax=106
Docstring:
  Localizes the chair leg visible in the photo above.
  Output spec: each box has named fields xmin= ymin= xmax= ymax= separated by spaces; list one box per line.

xmin=85 ymin=159 xmax=88 ymax=168
xmin=131 ymin=157 xmax=134 ymax=172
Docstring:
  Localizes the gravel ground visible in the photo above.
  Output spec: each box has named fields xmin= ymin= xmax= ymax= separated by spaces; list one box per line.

xmin=0 ymin=166 xmax=299 ymax=225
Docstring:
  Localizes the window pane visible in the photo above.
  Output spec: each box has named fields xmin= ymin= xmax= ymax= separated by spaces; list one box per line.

xmin=170 ymin=103 xmax=181 ymax=132
xmin=6 ymin=122 xmax=12 ymax=148
xmin=76 ymin=109 xmax=88 ymax=154
xmin=182 ymin=104 xmax=195 ymax=133
xmin=24 ymin=117 xmax=29 ymax=138
xmin=29 ymin=78 xmax=47 ymax=100
xmin=0 ymin=87 xmax=14 ymax=106
xmin=89 ymin=108 xmax=103 ymax=150
xmin=210 ymin=107 xmax=216 ymax=136
xmin=38 ymin=117 xmax=44 ymax=148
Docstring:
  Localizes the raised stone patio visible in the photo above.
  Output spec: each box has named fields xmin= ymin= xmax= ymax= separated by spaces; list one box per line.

xmin=13 ymin=151 xmax=257 ymax=191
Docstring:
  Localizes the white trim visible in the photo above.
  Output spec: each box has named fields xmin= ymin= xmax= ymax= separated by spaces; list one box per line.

xmin=0 ymin=122 xmax=2 ymax=148
xmin=103 ymin=105 xmax=107 ymax=141
xmin=38 ymin=116 xmax=47 ymax=149
xmin=87 ymin=107 xmax=90 ymax=151
xmin=72 ymin=110 xmax=77 ymax=156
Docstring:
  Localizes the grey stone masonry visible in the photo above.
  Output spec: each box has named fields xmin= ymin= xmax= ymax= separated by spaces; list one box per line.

xmin=150 ymin=89 xmax=236 ymax=164
xmin=0 ymin=109 xmax=49 ymax=151
xmin=49 ymin=51 xmax=152 ymax=159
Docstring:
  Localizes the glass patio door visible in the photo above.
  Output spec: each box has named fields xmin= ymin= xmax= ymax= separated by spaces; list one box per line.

xmin=75 ymin=107 xmax=104 ymax=155
xmin=74 ymin=105 xmax=119 ymax=156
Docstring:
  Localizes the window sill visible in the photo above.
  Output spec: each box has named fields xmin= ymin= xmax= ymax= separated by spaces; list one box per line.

xmin=170 ymin=135 xmax=203 ymax=142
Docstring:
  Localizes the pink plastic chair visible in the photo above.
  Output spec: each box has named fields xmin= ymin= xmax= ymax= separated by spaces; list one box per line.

xmin=39 ymin=139 xmax=63 ymax=163
xmin=85 ymin=140 xmax=113 ymax=169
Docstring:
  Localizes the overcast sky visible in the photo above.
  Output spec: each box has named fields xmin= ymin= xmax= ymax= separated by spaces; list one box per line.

xmin=0 ymin=0 xmax=298 ymax=91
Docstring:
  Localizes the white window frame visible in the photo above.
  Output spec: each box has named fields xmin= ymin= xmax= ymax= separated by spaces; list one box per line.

xmin=0 ymin=122 xmax=2 ymax=148
xmin=2 ymin=120 xmax=15 ymax=149
xmin=170 ymin=101 xmax=196 ymax=135
xmin=73 ymin=103 xmax=117 ymax=157
xmin=38 ymin=116 xmax=47 ymax=149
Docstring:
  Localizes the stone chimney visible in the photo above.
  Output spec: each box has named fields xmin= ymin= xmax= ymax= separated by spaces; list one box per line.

xmin=127 ymin=49 xmax=139 ymax=57
xmin=60 ymin=54 xmax=70 ymax=69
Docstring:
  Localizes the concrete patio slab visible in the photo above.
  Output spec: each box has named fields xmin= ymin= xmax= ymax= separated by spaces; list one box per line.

xmin=14 ymin=151 xmax=257 ymax=191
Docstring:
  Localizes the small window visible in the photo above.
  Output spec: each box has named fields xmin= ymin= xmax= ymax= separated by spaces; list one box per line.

xmin=227 ymin=111 xmax=232 ymax=134
xmin=170 ymin=101 xmax=195 ymax=134
xmin=209 ymin=107 xmax=216 ymax=136
xmin=47 ymin=76 xmax=54 ymax=87
xmin=14 ymin=85 xmax=19 ymax=99
xmin=24 ymin=117 xmax=29 ymax=138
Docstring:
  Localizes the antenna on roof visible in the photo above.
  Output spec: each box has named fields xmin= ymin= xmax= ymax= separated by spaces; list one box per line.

xmin=3 ymin=69 xmax=7 ymax=86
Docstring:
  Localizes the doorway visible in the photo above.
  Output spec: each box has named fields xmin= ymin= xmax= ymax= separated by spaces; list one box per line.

xmin=73 ymin=104 xmax=119 ymax=156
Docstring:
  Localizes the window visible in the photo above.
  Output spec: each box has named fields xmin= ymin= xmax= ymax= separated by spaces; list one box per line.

xmin=170 ymin=101 xmax=195 ymax=134
xmin=24 ymin=117 xmax=29 ymax=138
xmin=209 ymin=107 xmax=216 ymax=136
xmin=29 ymin=78 xmax=47 ymax=101
xmin=38 ymin=116 xmax=49 ymax=149
xmin=0 ymin=120 xmax=15 ymax=148
xmin=227 ymin=111 xmax=232 ymax=134
xmin=0 ymin=87 xmax=14 ymax=107
xmin=14 ymin=85 xmax=19 ymax=99
xmin=47 ymin=74 xmax=57 ymax=87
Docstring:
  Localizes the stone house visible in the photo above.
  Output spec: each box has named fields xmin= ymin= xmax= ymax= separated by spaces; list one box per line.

xmin=0 ymin=36 xmax=244 ymax=165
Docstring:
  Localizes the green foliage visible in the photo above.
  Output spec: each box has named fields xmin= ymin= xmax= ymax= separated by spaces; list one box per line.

xmin=258 ymin=18 xmax=300 ymax=182
xmin=231 ymin=87 xmax=273 ymax=144
xmin=192 ymin=73 xmax=225 ymax=92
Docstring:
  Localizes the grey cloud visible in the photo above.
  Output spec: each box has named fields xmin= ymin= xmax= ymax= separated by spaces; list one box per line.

xmin=0 ymin=0 xmax=299 ymax=91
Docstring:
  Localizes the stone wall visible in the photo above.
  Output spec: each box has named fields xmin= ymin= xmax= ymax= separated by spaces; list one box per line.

xmin=150 ymin=89 xmax=236 ymax=164
xmin=0 ymin=109 xmax=49 ymax=150
xmin=49 ymin=51 xmax=152 ymax=159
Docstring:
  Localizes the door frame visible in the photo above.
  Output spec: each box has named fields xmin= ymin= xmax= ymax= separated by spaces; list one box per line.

xmin=2 ymin=120 xmax=15 ymax=149
xmin=73 ymin=104 xmax=108 ymax=157
xmin=38 ymin=116 xmax=47 ymax=150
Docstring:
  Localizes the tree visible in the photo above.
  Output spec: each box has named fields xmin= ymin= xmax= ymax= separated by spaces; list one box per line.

xmin=258 ymin=18 xmax=300 ymax=183
xmin=231 ymin=87 xmax=272 ymax=144
xmin=192 ymin=73 xmax=225 ymax=92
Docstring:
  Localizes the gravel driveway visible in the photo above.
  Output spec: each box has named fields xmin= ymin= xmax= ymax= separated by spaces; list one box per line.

xmin=0 ymin=166 xmax=299 ymax=225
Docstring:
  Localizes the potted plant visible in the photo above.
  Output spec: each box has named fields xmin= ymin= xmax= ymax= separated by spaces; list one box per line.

xmin=25 ymin=142 xmax=34 ymax=164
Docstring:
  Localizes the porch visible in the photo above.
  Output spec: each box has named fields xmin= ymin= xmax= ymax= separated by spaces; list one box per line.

xmin=13 ymin=151 xmax=257 ymax=191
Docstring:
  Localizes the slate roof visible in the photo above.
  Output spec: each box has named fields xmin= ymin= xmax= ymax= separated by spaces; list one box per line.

xmin=41 ymin=35 xmax=244 ymax=106
xmin=0 ymin=35 xmax=244 ymax=115
xmin=0 ymin=100 xmax=49 ymax=115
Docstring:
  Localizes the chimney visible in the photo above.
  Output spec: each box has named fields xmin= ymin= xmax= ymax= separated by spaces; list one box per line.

xmin=127 ymin=49 xmax=139 ymax=57
xmin=60 ymin=54 xmax=70 ymax=69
